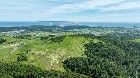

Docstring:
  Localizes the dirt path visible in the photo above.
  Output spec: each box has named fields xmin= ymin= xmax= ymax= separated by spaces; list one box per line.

xmin=2 ymin=44 xmax=24 ymax=61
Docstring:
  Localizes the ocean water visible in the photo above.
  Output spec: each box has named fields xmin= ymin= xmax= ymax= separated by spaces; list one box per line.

xmin=0 ymin=21 xmax=140 ymax=27
xmin=78 ymin=22 xmax=140 ymax=27
xmin=0 ymin=22 xmax=50 ymax=27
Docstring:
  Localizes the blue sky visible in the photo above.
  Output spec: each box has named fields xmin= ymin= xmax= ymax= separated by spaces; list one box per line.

xmin=0 ymin=0 xmax=140 ymax=22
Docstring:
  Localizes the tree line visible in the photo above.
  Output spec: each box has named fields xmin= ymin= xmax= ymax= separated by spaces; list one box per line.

xmin=63 ymin=34 xmax=140 ymax=78
xmin=0 ymin=62 xmax=87 ymax=78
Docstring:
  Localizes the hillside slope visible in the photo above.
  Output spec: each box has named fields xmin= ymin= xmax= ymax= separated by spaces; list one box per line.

xmin=0 ymin=35 xmax=101 ymax=71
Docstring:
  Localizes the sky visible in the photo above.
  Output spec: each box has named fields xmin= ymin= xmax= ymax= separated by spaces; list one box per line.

xmin=0 ymin=0 xmax=140 ymax=22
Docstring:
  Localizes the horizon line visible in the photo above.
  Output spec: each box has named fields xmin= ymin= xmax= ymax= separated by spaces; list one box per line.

xmin=0 ymin=21 xmax=140 ymax=23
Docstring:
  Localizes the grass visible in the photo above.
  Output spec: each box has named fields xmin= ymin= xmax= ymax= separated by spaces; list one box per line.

xmin=132 ymin=39 xmax=140 ymax=43
xmin=0 ymin=47 xmax=13 ymax=60
xmin=0 ymin=35 xmax=102 ymax=71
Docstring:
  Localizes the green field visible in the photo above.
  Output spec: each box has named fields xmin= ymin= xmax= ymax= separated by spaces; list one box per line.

xmin=132 ymin=39 xmax=140 ymax=43
xmin=0 ymin=35 xmax=101 ymax=71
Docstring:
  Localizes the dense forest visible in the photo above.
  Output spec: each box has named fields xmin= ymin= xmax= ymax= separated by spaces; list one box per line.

xmin=0 ymin=62 xmax=87 ymax=78
xmin=63 ymin=35 xmax=140 ymax=78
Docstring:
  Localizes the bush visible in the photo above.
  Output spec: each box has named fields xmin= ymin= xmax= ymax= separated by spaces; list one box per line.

xmin=17 ymin=53 xmax=28 ymax=62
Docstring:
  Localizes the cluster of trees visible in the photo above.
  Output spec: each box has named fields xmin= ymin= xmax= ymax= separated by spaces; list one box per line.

xmin=0 ymin=38 xmax=6 ymax=44
xmin=63 ymin=35 xmax=140 ymax=78
xmin=50 ymin=36 xmax=66 ymax=43
xmin=14 ymin=35 xmax=32 ymax=39
xmin=39 ymin=37 xmax=49 ymax=40
xmin=17 ymin=53 xmax=28 ymax=62
xmin=0 ymin=62 xmax=87 ymax=78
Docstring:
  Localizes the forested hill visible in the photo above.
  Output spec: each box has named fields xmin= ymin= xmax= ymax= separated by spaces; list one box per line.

xmin=63 ymin=34 xmax=140 ymax=78
xmin=0 ymin=62 xmax=88 ymax=78
xmin=0 ymin=34 xmax=140 ymax=78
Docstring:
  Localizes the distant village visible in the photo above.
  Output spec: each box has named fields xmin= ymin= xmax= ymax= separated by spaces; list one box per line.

xmin=0 ymin=24 xmax=140 ymax=39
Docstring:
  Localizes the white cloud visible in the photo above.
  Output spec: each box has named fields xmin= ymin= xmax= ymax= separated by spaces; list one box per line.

xmin=45 ymin=0 xmax=125 ymax=16
xmin=100 ymin=1 xmax=140 ymax=11
xmin=1 ymin=0 xmax=139 ymax=16
xmin=0 ymin=0 xmax=140 ymax=21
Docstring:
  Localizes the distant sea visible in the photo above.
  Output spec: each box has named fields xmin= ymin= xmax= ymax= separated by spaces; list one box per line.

xmin=0 ymin=21 xmax=140 ymax=27
xmin=78 ymin=22 xmax=140 ymax=27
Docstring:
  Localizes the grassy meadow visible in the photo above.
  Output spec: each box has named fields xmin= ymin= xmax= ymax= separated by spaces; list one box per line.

xmin=0 ymin=35 xmax=101 ymax=71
